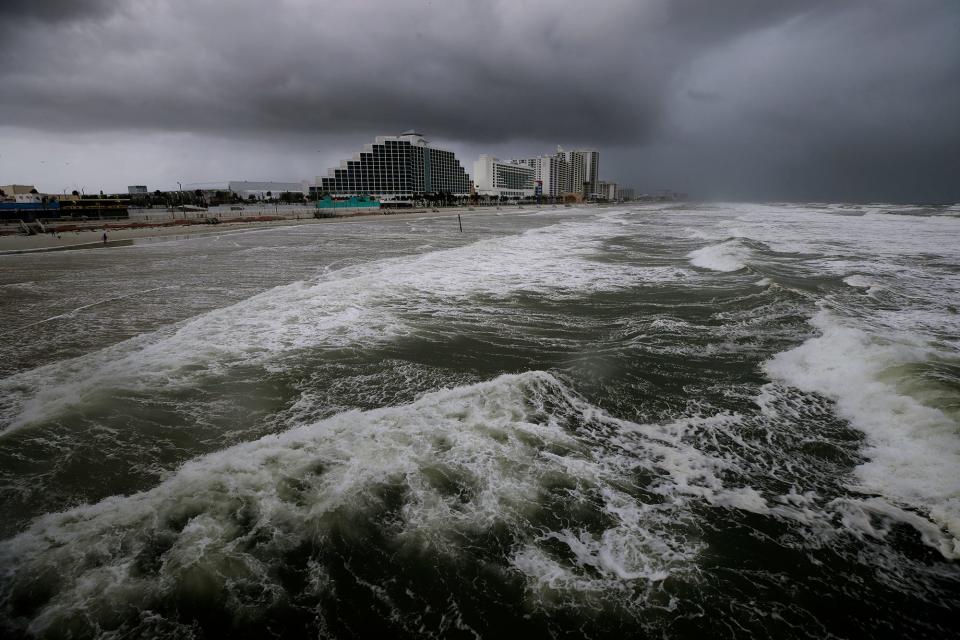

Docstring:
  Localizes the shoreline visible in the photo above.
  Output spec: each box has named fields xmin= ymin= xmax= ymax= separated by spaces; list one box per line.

xmin=0 ymin=206 xmax=557 ymax=254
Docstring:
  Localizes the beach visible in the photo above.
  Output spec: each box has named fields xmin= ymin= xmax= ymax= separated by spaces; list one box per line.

xmin=0 ymin=205 xmax=527 ymax=253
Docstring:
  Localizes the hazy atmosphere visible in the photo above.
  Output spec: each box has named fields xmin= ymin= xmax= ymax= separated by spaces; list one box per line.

xmin=3 ymin=3 xmax=960 ymax=639
xmin=2 ymin=0 xmax=958 ymax=201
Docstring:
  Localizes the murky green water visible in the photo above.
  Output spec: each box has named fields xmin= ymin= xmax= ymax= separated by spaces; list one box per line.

xmin=1 ymin=203 xmax=958 ymax=638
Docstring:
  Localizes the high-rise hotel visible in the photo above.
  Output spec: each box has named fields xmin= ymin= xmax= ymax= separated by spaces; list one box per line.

xmin=511 ymin=153 xmax=571 ymax=198
xmin=317 ymin=131 xmax=472 ymax=197
xmin=506 ymin=147 xmax=599 ymax=197
xmin=562 ymin=148 xmax=600 ymax=195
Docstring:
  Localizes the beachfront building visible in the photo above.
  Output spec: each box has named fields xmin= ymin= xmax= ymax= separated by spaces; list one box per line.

xmin=317 ymin=131 xmax=472 ymax=198
xmin=560 ymin=148 xmax=600 ymax=195
xmin=591 ymin=180 xmax=618 ymax=201
xmin=510 ymin=153 xmax=570 ymax=198
xmin=473 ymin=155 xmax=536 ymax=199
xmin=472 ymin=144 xmax=601 ymax=199
xmin=0 ymin=184 xmax=38 ymax=199
xmin=616 ymin=186 xmax=635 ymax=201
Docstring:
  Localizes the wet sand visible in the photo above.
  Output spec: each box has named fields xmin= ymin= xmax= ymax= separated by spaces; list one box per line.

xmin=0 ymin=206 xmax=534 ymax=254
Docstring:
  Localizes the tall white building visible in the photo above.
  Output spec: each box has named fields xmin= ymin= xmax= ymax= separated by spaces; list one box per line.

xmin=511 ymin=153 xmax=570 ymax=198
xmin=476 ymin=145 xmax=602 ymax=199
xmin=473 ymin=155 xmax=536 ymax=198
xmin=560 ymin=148 xmax=600 ymax=195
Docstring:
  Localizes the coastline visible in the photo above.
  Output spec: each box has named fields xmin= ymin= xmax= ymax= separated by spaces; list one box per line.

xmin=0 ymin=206 xmax=545 ymax=254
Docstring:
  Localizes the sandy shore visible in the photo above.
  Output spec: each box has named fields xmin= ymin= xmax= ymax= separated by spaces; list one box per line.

xmin=0 ymin=206 xmax=539 ymax=254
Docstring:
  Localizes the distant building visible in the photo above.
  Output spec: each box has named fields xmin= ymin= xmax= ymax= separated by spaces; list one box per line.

xmin=1 ymin=184 xmax=37 ymax=198
xmin=58 ymin=196 xmax=130 ymax=219
xmin=127 ymin=185 xmax=148 ymax=194
xmin=474 ymin=144 xmax=602 ymax=199
xmin=558 ymin=148 xmax=599 ymax=195
xmin=511 ymin=154 xmax=570 ymax=198
xmin=228 ymin=181 xmax=306 ymax=199
xmin=591 ymin=181 xmax=617 ymax=201
xmin=317 ymin=131 xmax=472 ymax=197
xmin=474 ymin=155 xmax=536 ymax=198
xmin=616 ymin=186 xmax=635 ymax=201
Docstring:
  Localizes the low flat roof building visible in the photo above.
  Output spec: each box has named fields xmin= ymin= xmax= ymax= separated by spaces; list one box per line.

xmin=590 ymin=181 xmax=617 ymax=201
xmin=473 ymin=155 xmax=536 ymax=199
xmin=1 ymin=184 xmax=37 ymax=197
xmin=228 ymin=181 xmax=306 ymax=199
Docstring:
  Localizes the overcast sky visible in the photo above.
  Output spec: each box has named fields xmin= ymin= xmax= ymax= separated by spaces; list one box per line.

xmin=1 ymin=0 xmax=958 ymax=201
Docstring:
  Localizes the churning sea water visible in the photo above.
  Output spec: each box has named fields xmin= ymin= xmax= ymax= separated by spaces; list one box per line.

xmin=0 ymin=203 xmax=958 ymax=638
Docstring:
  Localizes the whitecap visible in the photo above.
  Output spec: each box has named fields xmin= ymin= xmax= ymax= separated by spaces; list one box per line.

xmin=687 ymin=239 xmax=750 ymax=272
xmin=764 ymin=310 xmax=960 ymax=559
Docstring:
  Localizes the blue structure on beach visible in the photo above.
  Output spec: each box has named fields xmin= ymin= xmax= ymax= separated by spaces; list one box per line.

xmin=0 ymin=201 xmax=61 ymax=221
xmin=315 ymin=195 xmax=380 ymax=210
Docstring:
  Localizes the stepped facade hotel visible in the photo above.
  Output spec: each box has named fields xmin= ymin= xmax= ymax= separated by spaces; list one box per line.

xmin=317 ymin=131 xmax=472 ymax=198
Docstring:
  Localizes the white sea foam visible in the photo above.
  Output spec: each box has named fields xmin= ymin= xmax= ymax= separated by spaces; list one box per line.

xmin=683 ymin=227 xmax=725 ymax=241
xmin=687 ymin=239 xmax=751 ymax=272
xmin=714 ymin=202 xmax=960 ymax=261
xmin=0 ymin=372 xmax=765 ymax=633
xmin=842 ymin=274 xmax=886 ymax=297
xmin=842 ymin=274 xmax=874 ymax=289
xmin=0 ymin=216 xmax=692 ymax=432
xmin=764 ymin=310 xmax=960 ymax=559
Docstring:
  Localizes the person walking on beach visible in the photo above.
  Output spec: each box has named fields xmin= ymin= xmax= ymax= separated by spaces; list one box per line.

xmin=102 ymin=232 xmax=108 ymax=245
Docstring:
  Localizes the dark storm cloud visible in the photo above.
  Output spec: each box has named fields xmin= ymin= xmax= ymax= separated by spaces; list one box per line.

xmin=0 ymin=0 xmax=121 ymax=22
xmin=1 ymin=0 xmax=958 ymax=201
xmin=0 ymin=0 xmax=837 ymax=142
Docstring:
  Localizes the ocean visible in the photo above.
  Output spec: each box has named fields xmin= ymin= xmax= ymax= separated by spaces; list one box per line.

xmin=0 ymin=203 xmax=958 ymax=638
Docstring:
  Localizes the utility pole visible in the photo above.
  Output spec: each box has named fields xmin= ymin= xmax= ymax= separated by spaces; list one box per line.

xmin=177 ymin=181 xmax=185 ymax=219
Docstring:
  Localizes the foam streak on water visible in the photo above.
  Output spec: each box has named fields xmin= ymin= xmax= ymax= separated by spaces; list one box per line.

xmin=1 ymin=203 xmax=958 ymax=638
xmin=0 ymin=214 xmax=687 ymax=433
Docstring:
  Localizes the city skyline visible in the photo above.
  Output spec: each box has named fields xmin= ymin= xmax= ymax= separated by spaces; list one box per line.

xmin=5 ymin=132 xmax=627 ymax=201
xmin=1 ymin=1 xmax=959 ymax=202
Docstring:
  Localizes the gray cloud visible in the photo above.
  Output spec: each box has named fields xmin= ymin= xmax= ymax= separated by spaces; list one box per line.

xmin=0 ymin=0 xmax=958 ymax=201
xmin=0 ymin=0 xmax=121 ymax=22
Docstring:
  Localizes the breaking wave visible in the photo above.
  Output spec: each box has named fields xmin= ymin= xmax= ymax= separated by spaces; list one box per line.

xmin=0 ymin=372 xmax=760 ymax=637
xmin=687 ymin=238 xmax=752 ymax=272
xmin=765 ymin=310 xmax=960 ymax=559
xmin=0 ymin=216 xmax=692 ymax=434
